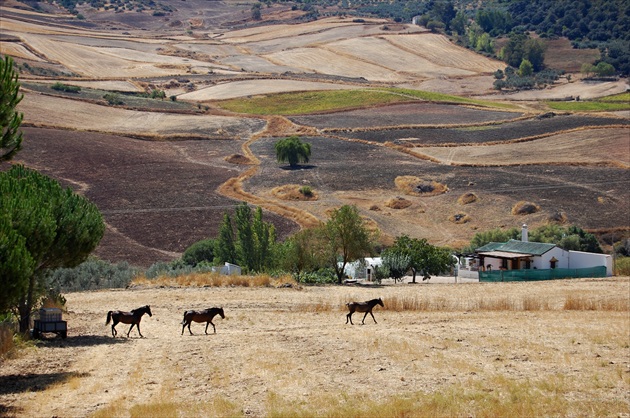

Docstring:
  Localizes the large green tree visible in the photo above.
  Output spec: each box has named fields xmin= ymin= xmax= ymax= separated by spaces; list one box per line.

xmin=388 ymin=235 xmax=455 ymax=283
xmin=215 ymin=203 xmax=277 ymax=272
xmin=529 ymin=224 xmax=602 ymax=253
xmin=0 ymin=165 xmax=105 ymax=331
xmin=215 ymin=213 xmax=237 ymax=265
xmin=279 ymin=227 xmax=328 ymax=279
xmin=1 ymin=55 xmax=24 ymax=161
xmin=323 ymin=205 xmax=376 ymax=283
xmin=275 ymin=135 xmax=311 ymax=168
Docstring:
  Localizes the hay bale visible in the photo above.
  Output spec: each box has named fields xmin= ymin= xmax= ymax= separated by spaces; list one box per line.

xmin=511 ymin=201 xmax=540 ymax=215
xmin=449 ymin=213 xmax=471 ymax=224
xmin=385 ymin=197 xmax=412 ymax=209
xmin=272 ymin=184 xmax=318 ymax=201
xmin=548 ymin=211 xmax=568 ymax=224
xmin=395 ymin=176 xmax=448 ymax=197
xmin=457 ymin=192 xmax=478 ymax=205
xmin=225 ymin=154 xmax=252 ymax=165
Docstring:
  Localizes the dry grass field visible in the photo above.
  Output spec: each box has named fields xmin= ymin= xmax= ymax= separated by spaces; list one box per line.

xmin=2 ymin=2 xmax=629 ymax=263
xmin=0 ymin=277 xmax=628 ymax=417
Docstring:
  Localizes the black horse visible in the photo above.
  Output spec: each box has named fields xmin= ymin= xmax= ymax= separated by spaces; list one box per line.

xmin=181 ymin=307 xmax=225 ymax=335
xmin=106 ymin=305 xmax=152 ymax=338
xmin=345 ymin=298 xmax=384 ymax=325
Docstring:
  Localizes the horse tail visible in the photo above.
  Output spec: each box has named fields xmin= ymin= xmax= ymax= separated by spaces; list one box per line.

xmin=106 ymin=311 xmax=112 ymax=325
xmin=181 ymin=311 xmax=188 ymax=325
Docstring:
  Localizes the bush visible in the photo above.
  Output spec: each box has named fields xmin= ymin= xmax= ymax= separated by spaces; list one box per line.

xmin=144 ymin=261 xmax=215 ymax=279
xmin=299 ymin=186 xmax=313 ymax=197
xmin=103 ymin=93 xmax=124 ymax=105
xmin=182 ymin=239 xmax=216 ymax=267
xmin=614 ymin=257 xmax=630 ymax=276
xmin=51 ymin=82 xmax=81 ymax=93
xmin=294 ymin=268 xmax=336 ymax=284
xmin=46 ymin=258 xmax=140 ymax=291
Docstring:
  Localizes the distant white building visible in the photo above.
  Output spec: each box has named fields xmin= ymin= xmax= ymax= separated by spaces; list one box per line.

xmin=211 ymin=262 xmax=241 ymax=275
xmin=343 ymin=257 xmax=383 ymax=281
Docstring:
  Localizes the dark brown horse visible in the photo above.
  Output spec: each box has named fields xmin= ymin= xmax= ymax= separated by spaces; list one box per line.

xmin=346 ymin=298 xmax=384 ymax=325
xmin=106 ymin=305 xmax=152 ymax=338
xmin=181 ymin=307 xmax=225 ymax=335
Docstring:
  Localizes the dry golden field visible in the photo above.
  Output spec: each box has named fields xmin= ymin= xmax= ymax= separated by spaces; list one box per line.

xmin=1 ymin=277 xmax=628 ymax=417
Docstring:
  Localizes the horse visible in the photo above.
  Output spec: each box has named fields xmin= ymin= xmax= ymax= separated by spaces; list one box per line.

xmin=105 ymin=305 xmax=152 ymax=338
xmin=345 ymin=298 xmax=384 ymax=325
xmin=181 ymin=307 xmax=225 ymax=335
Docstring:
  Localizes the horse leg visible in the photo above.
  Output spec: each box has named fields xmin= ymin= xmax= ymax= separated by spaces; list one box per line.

xmin=369 ymin=311 xmax=377 ymax=324
xmin=137 ymin=323 xmax=143 ymax=338
xmin=127 ymin=323 xmax=135 ymax=337
xmin=181 ymin=321 xmax=186 ymax=335
xmin=346 ymin=312 xmax=353 ymax=325
xmin=204 ymin=322 xmax=209 ymax=335
xmin=187 ymin=322 xmax=193 ymax=335
xmin=362 ymin=311 xmax=370 ymax=324
xmin=210 ymin=320 xmax=216 ymax=334
xmin=112 ymin=319 xmax=118 ymax=337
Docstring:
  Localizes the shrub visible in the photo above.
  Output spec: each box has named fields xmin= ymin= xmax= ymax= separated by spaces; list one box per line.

xmin=51 ymin=82 xmax=81 ymax=93
xmin=294 ymin=268 xmax=336 ymax=284
xmin=46 ymin=258 xmax=140 ymax=291
xmin=182 ymin=239 xmax=216 ymax=267
xmin=144 ymin=261 xmax=215 ymax=279
xmin=614 ymin=257 xmax=630 ymax=276
xmin=299 ymin=186 xmax=313 ymax=197
xmin=103 ymin=93 xmax=124 ymax=105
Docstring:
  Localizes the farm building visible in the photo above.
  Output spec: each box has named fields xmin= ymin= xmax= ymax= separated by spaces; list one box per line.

xmin=463 ymin=225 xmax=612 ymax=281
xmin=211 ymin=262 xmax=242 ymax=275
xmin=343 ymin=257 xmax=383 ymax=281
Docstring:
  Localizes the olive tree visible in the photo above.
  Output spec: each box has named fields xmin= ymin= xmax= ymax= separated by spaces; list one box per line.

xmin=0 ymin=165 xmax=105 ymax=332
xmin=0 ymin=55 xmax=24 ymax=161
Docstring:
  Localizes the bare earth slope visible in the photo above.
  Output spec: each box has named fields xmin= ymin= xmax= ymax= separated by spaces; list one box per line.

xmin=1 ymin=4 xmax=629 ymax=264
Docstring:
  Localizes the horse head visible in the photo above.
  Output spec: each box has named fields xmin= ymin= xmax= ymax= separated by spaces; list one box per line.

xmin=218 ymin=307 xmax=225 ymax=319
xmin=145 ymin=305 xmax=152 ymax=317
xmin=377 ymin=298 xmax=384 ymax=307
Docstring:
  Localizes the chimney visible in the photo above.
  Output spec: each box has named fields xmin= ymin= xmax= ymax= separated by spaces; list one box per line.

xmin=522 ymin=224 xmax=528 ymax=242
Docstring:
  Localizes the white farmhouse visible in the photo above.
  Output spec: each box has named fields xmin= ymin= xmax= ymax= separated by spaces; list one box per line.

xmin=471 ymin=225 xmax=612 ymax=280
xmin=343 ymin=257 xmax=383 ymax=281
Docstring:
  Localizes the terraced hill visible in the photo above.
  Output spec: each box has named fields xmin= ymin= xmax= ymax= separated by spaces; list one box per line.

xmin=1 ymin=3 xmax=628 ymax=266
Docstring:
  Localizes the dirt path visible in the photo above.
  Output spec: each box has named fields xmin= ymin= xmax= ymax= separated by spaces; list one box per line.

xmin=1 ymin=280 xmax=628 ymax=417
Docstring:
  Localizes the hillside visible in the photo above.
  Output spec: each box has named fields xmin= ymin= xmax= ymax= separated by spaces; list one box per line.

xmin=1 ymin=2 xmax=628 ymax=266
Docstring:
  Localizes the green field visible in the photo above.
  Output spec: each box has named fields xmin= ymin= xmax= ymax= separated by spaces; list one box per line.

xmin=216 ymin=88 xmax=515 ymax=116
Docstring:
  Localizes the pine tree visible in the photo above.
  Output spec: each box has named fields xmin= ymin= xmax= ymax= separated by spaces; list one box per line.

xmin=0 ymin=55 xmax=24 ymax=161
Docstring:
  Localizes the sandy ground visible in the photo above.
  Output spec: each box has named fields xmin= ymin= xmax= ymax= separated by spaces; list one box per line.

xmin=1 ymin=278 xmax=628 ymax=417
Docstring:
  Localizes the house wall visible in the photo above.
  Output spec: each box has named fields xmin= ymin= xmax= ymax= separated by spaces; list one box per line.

xmin=533 ymin=247 xmax=569 ymax=269
xmin=343 ymin=258 xmax=383 ymax=280
xmin=568 ymin=251 xmax=613 ymax=276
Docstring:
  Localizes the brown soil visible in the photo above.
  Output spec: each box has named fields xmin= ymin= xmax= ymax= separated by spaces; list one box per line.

xmin=0 ymin=278 xmax=628 ymax=417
